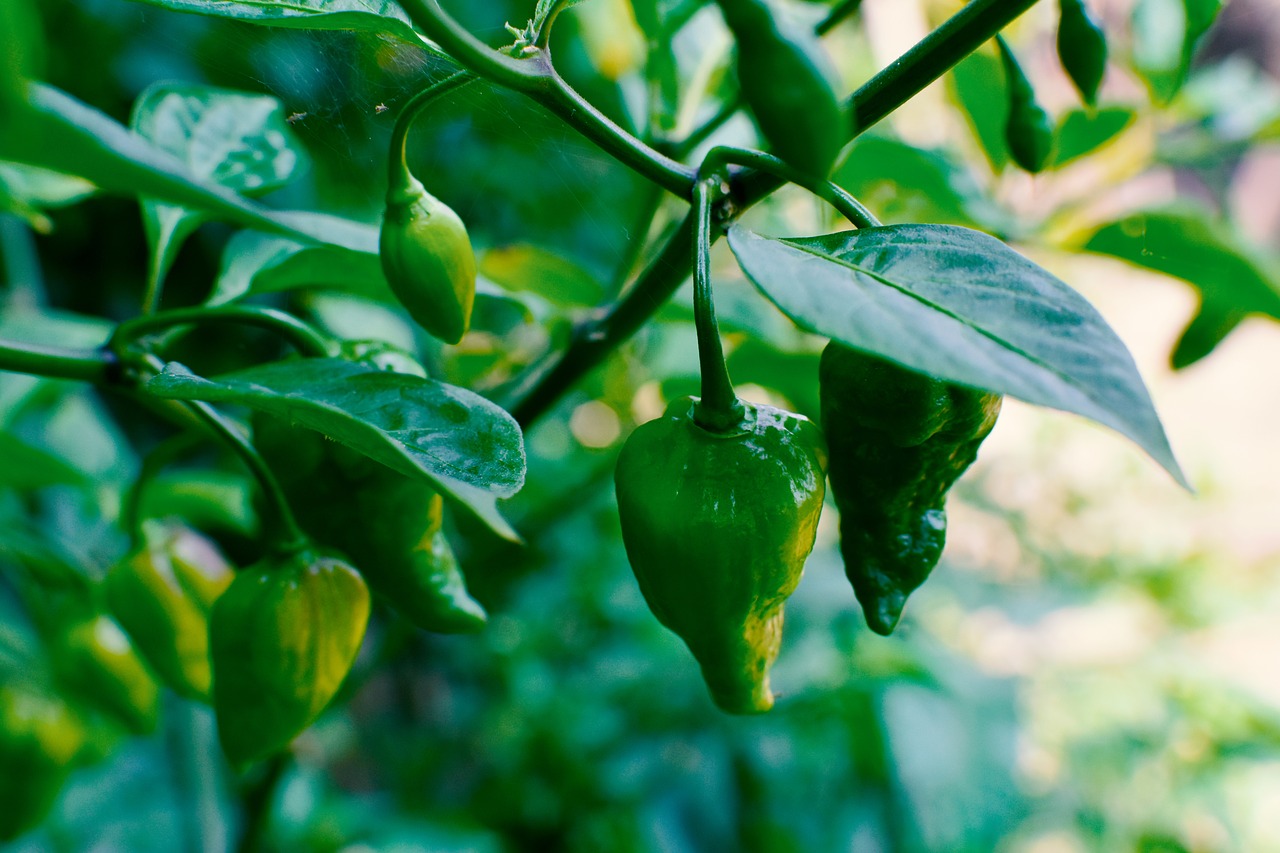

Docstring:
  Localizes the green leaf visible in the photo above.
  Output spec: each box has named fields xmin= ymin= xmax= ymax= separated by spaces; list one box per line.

xmin=833 ymin=135 xmax=1008 ymax=231
xmin=1048 ymin=106 xmax=1136 ymax=168
xmin=479 ymin=244 xmax=605 ymax=308
xmin=727 ymin=224 xmax=1187 ymax=487
xmin=211 ymin=231 xmax=389 ymax=304
xmin=0 ymin=433 xmax=86 ymax=490
xmin=130 ymin=83 xmax=306 ymax=298
xmin=145 ymin=359 xmax=526 ymax=541
xmin=0 ymin=83 xmax=376 ymax=254
xmin=1131 ymin=0 xmax=1223 ymax=102
xmin=135 ymin=470 xmax=258 ymax=538
xmin=949 ymin=49 xmax=1010 ymax=172
xmin=122 ymin=0 xmax=443 ymax=53
xmin=0 ymin=162 xmax=95 ymax=233
xmin=1083 ymin=209 xmax=1280 ymax=367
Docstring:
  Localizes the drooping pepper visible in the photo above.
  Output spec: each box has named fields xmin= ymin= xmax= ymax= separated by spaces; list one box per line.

xmin=1057 ymin=0 xmax=1108 ymax=107
xmin=380 ymin=175 xmax=476 ymax=345
xmin=614 ymin=396 xmax=827 ymax=713
xmin=716 ymin=0 xmax=845 ymax=178
xmin=105 ymin=519 xmax=234 ymax=701
xmin=210 ymin=547 xmax=369 ymax=764
xmin=252 ymin=342 xmax=486 ymax=634
xmin=819 ymin=343 xmax=1001 ymax=635
xmin=998 ymin=35 xmax=1055 ymax=173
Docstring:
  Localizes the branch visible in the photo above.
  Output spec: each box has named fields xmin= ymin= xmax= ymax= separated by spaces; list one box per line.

xmin=508 ymin=0 xmax=1043 ymax=428
xmin=0 ymin=338 xmax=116 ymax=382
xmin=396 ymin=0 xmax=696 ymax=196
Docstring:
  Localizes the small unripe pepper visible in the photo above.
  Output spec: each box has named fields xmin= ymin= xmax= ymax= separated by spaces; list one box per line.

xmin=820 ymin=344 xmax=1001 ymax=635
xmin=1057 ymin=0 xmax=1108 ymax=106
xmin=998 ymin=36 xmax=1055 ymax=173
xmin=716 ymin=0 xmax=845 ymax=178
xmin=105 ymin=519 xmax=234 ymax=701
xmin=379 ymin=175 xmax=477 ymax=345
xmin=614 ymin=396 xmax=827 ymax=713
xmin=210 ymin=548 xmax=370 ymax=764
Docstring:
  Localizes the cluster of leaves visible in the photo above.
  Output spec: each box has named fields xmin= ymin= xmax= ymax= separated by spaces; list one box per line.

xmin=3 ymin=0 xmax=1279 ymax=849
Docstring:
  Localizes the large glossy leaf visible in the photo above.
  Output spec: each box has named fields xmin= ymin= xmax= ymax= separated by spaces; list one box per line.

xmin=145 ymin=359 xmax=526 ymax=540
xmin=0 ymin=83 xmax=376 ymax=254
xmin=1083 ymin=209 xmax=1280 ymax=368
xmin=727 ymin=224 xmax=1187 ymax=487
xmin=131 ymin=83 xmax=306 ymax=301
xmin=123 ymin=0 xmax=443 ymax=53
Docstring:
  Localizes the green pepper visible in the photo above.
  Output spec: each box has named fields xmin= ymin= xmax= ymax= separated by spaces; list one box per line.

xmin=210 ymin=547 xmax=370 ymax=764
xmin=380 ymin=175 xmax=477 ymax=345
xmin=0 ymin=685 xmax=86 ymax=841
xmin=52 ymin=615 xmax=161 ymax=735
xmin=252 ymin=343 xmax=486 ymax=634
xmin=614 ymin=396 xmax=827 ymax=714
xmin=1057 ymin=0 xmax=1108 ymax=107
xmin=105 ymin=520 xmax=234 ymax=701
xmin=716 ymin=0 xmax=845 ymax=178
xmin=998 ymin=36 xmax=1055 ymax=173
xmin=820 ymin=343 xmax=1001 ymax=635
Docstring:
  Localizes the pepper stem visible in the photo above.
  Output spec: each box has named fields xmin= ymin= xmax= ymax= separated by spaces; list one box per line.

xmin=387 ymin=70 xmax=477 ymax=204
xmin=691 ymin=172 xmax=744 ymax=433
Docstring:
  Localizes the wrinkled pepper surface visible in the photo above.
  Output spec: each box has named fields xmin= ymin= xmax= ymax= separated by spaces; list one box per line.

xmin=820 ymin=343 xmax=1001 ymax=635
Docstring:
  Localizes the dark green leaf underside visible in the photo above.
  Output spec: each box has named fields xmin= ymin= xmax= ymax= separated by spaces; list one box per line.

xmin=728 ymin=223 xmax=1187 ymax=487
xmin=146 ymin=359 xmax=526 ymax=540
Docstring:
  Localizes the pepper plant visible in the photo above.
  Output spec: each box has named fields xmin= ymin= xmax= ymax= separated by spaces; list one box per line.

xmin=0 ymin=0 xmax=1255 ymax=845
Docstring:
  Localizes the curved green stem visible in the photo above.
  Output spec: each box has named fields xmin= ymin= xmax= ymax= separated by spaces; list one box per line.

xmin=398 ymin=0 xmax=544 ymax=90
xmin=529 ymin=67 xmax=697 ymax=197
xmin=0 ymin=338 xmax=116 ymax=382
xmin=508 ymin=0 xmax=1042 ymax=429
xmin=691 ymin=172 xmax=743 ymax=432
xmin=111 ymin=306 xmax=334 ymax=359
xmin=395 ymin=0 xmax=696 ymax=197
xmin=137 ymin=354 xmax=307 ymax=552
xmin=706 ymin=146 xmax=882 ymax=228
xmin=388 ymin=70 xmax=476 ymax=200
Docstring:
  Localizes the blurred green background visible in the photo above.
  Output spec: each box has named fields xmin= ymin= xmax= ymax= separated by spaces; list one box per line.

xmin=5 ymin=0 xmax=1280 ymax=850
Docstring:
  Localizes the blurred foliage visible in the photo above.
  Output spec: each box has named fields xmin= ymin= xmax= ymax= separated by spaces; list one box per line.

xmin=4 ymin=0 xmax=1280 ymax=851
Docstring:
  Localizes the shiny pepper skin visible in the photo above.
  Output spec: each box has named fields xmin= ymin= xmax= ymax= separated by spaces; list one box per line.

xmin=716 ymin=0 xmax=845 ymax=178
xmin=210 ymin=549 xmax=370 ymax=764
xmin=614 ymin=397 xmax=827 ymax=714
xmin=252 ymin=343 xmax=486 ymax=634
xmin=0 ymin=685 xmax=86 ymax=841
xmin=1057 ymin=0 xmax=1108 ymax=106
xmin=105 ymin=520 xmax=234 ymax=701
xmin=820 ymin=344 xmax=1001 ymax=635
xmin=379 ymin=176 xmax=477 ymax=345
xmin=998 ymin=37 xmax=1055 ymax=173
